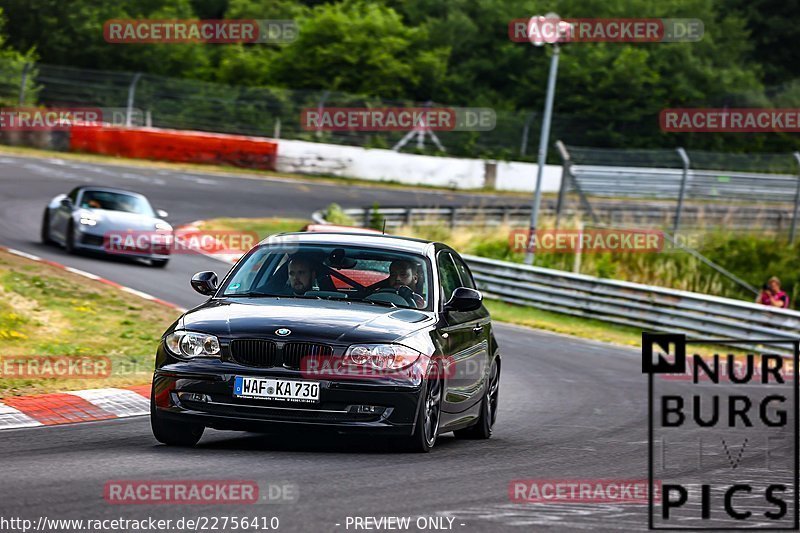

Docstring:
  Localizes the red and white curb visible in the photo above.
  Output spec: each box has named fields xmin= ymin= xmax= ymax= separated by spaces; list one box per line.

xmin=176 ymin=220 xmax=244 ymax=264
xmin=0 ymin=386 xmax=151 ymax=429
xmin=0 ymin=246 xmax=183 ymax=430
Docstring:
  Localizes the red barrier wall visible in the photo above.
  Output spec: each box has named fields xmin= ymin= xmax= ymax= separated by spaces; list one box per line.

xmin=69 ymin=125 xmax=278 ymax=170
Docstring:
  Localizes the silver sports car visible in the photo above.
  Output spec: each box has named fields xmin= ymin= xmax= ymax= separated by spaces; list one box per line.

xmin=41 ymin=186 xmax=173 ymax=267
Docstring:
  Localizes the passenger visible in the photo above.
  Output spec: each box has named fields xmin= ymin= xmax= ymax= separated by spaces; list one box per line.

xmin=757 ymin=276 xmax=790 ymax=309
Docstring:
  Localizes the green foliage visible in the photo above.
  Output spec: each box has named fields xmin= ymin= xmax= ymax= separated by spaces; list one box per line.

xmin=324 ymin=203 xmax=356 ymax=226
xmin=368 ymin=202 xmax=385 ymax=231
xmin=0 ymin=0 xmax=797 ymax=151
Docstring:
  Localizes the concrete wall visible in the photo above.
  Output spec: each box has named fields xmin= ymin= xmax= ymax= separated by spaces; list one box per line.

xmin=275 ymin=139 xmax=563 ymax=192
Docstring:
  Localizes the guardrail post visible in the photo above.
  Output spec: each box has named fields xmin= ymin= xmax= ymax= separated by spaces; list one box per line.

xmin=449 ymin=206 xmax=457 ymax=228
xmin=673 ymin=147 xmax=690 ymax=235
xmin=363 ymin=209 xmax=370 ymax=228
xmin=18 ymin=62 xmax=31 ymax=105
xmin=520 ymin=112 xmax=535 ymax=157
xmin=406 ymin=207 xmax=413 ymax=226
xmin=555 ymin=140 xmax=570 ymax=228
xmin=791 ymin=152 xmax=800 ymax=244
xmin=126 ymin=72 xmax=142 ymax=127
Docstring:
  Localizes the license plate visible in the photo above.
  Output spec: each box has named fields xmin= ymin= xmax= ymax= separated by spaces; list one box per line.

xmin=234 ymin=376 xmax=320 ymax=403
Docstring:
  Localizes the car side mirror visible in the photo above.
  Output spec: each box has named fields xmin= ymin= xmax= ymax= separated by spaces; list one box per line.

xmin=444 ymin=287 xmax=483 ymax=312
xmin=191 ymin=271 xmax=218 ymax=296
xmin=156 ymin=209 xmax=168 ymax=218
xmin=60 ymin=198 xmax=72 ymax=208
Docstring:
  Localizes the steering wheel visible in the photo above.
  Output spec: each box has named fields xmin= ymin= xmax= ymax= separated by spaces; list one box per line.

xmin=374 ymin=286 xmax=418 ymax=308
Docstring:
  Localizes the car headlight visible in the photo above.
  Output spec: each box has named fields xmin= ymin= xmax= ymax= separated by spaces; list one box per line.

xmin=78 ymin=210 xmax=98 ymax=226
xmin=344 ymin=344 xmax=421 ymax=370
xmin=165 ymin=331 xmax=220 ymax=358
xmin=154 ymin=221 xmax=172 ymax=231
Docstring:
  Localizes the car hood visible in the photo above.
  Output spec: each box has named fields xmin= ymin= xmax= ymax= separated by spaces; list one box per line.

xmin=180 ymin=298 xmax=435 ymax=345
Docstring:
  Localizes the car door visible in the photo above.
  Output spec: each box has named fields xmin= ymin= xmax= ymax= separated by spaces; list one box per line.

xmin=51 ymin=187 xmax=79 ymax=241
xmin=437 ymin=249 xmax=488 ymax=413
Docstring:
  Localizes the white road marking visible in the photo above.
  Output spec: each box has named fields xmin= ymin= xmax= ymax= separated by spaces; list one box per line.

xmin=0 ymin=402 xmax=43 ymax=429
xmin=6 ymin=248 xmax=41 ymax=261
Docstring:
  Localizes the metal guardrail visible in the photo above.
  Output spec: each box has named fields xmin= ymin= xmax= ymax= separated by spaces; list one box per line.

xmin=336 ymin=204 xmax=797 ymax=231
xmin=465 ymin=255 xmax=800 ymax=354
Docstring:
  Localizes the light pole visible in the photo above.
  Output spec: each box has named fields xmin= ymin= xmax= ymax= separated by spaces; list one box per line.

xmin=524 ymin=14 xmax=568 ymax=265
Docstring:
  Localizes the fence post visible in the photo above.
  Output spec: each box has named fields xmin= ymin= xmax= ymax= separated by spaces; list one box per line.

xmin=673 ymin=147 xmax=690 ymax=235
xmin=18 ymin=62 xmax=31 ymax=105
xmin=520 ymin=113 xmax=535 ymax=157
xmin=555 ymin=140 xmax=571 ymax=228
xmin=790 ymin=152 xmax=800 ymax=244
xmin=126 ymin=72 xmax=142 ymax=127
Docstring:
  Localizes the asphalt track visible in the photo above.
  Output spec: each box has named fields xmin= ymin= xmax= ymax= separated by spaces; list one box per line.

xmin=0 ymin=153 xmax=795 ymax=532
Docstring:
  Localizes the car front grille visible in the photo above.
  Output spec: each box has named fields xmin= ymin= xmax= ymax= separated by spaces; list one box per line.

xmin=283 ymin=342 xmax=333 ymax=370
xmin=228 ymin=340 xmax=332 ymax=369
xmin=230 ymin=339 xmax=278 ymax=367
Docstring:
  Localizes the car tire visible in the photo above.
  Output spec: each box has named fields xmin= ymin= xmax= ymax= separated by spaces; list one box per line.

xmin=151 ymin=259 xmax=169 ymax=268
xmin=150 ymin=393 xmax=204 ymax=447
xmin=64 ymin=220 xmax=76 ymax=254
xmin=400 ymin=358 xmax=443 ymax=453
xmin=41 ymin=210 xmax=52 ymax=244
xmin=454 ymin=358 xmax=499 ymax=440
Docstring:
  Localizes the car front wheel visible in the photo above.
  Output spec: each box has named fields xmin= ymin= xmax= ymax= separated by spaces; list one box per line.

xmin=401 ymin=359 xmax=443 ymax=453
xmin=150 ymin=392 xmax=204 ymax=447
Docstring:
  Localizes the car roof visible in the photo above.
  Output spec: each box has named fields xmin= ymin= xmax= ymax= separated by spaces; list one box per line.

xmin=260 ymin=231 xmax=438 ymax=255
xmin=73 ymin=186 xmax=147 ymax=198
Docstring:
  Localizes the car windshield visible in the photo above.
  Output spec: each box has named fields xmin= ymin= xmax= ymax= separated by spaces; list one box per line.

xmin=79 ymin=190 xmax=154 ymax=216
xmin=221 ymin=243 xmax=432 ymax=310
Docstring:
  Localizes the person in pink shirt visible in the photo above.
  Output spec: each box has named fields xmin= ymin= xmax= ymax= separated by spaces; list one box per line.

xmin=757 ymin=276 xmax=790 ymax=309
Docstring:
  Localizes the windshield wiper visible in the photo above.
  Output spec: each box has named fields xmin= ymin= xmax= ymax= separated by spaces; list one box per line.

xmin=350 ymin=298 xmax=397 ymax=309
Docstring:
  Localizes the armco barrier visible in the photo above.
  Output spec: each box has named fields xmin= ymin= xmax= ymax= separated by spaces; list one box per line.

xmin=69 ymin=125 xmax=278 ymax=170
xmin=465 ymin=255 xmax=800 ymax=354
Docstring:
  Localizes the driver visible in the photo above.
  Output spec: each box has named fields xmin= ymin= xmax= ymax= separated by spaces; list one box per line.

xmin=283 ymin=256 xmax=317 ymax=296
xmin=384 ymin=260 xmax=425 ymax=308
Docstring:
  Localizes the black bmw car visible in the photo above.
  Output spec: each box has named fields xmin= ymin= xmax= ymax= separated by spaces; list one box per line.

xmin=151 ymin=232 xmax=500 ymax=452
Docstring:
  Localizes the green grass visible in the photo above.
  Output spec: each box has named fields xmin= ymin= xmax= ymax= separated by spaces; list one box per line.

xmin=0 ymin=251 xmax=179 ymax=397
xmin=196 ymin=217 xmax=308 ymax=240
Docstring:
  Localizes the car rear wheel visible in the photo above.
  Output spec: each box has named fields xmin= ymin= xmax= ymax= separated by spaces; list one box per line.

xmin=400 ymin=359 xmax=443 ymax=453
xmin=150 ymin=393 xmax=204 ymax=447
xmin=41 ymin=210 xmax=52 ymax=244
xmin=454 ymin=358 xmax=499 ymax=440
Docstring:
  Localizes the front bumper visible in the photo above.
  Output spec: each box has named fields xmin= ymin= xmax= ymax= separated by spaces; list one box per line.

xmin=75 ymin=231 xmax=170 ymax=260
xmin=152 ymin=369 xmax=423 ymax=435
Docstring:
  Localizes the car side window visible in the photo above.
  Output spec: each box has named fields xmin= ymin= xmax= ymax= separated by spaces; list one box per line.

xmin=437 ymin=252 xmax=460 ymax=304
xmin=68 ymin=188 xmax=80 ymax=203
xmin=450 ymin=253 xmax=476 ymax=289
